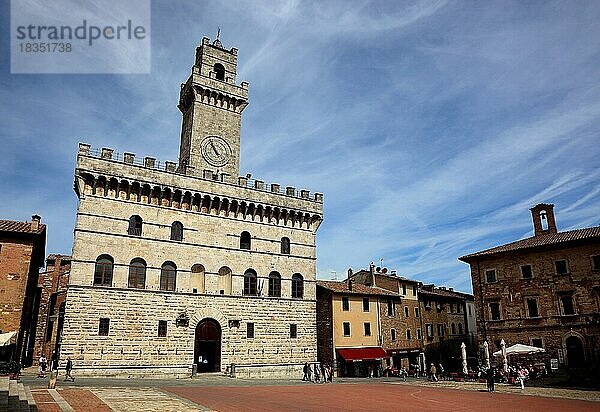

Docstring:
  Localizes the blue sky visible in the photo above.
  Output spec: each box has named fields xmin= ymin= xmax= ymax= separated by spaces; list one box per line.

xmin=1 ymin=1 xmax=599 ymax=293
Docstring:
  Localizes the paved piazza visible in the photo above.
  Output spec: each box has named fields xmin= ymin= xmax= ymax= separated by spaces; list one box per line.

xmin=22 ymin=374 xmax=600 ymax=411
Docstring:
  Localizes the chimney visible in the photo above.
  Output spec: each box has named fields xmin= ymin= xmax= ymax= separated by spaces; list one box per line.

xmin=31 ymin=215 xmax=41 ymax=231
xmin=348 ymin=279 xmax=353 ymax=291
xmin=347 ymin=268 xmax=353 ymax=278
xmin=530 ymin=203 xmax=557 ymax=236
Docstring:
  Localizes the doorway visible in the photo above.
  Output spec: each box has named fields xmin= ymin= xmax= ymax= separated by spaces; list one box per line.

xmin=194 ymin=318 xmax=221 ymax=373
xmin=565 ymin=336 xmax=585 ymax=368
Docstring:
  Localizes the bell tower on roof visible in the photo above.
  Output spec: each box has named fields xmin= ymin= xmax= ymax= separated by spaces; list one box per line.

xmin=177 ymin=36 xmax=249 ymax=181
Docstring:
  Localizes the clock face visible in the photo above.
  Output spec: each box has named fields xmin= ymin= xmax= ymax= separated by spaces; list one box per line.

xmin=200 ymin=136 xmax=232 ymax=167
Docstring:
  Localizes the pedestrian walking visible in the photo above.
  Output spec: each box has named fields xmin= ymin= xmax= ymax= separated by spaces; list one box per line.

xmin=429 ymin=363 xmax=438 ymax=382
xmin=438 ymin=363 xmax=445 ymax=381
xmin=486 ymin=367 xmax=495 ymax=392
xmin=314 ymin=363 xmax=321 ymax=383
xmin=518 ymin=367 xmax=526 ymax=390
xmin=38 ymin=354 xmax=47 ymax=378
xmin=64 ymin=358 xmax=75 ymax=382
xmin=302 ymin=363 xmax=309 ymax=381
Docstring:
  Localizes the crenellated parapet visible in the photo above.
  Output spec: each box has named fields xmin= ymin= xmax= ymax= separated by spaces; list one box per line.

xmin=76 ymin=143 xmax=323 ymax=231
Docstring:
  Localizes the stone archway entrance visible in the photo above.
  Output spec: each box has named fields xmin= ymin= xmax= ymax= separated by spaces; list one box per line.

xmin=566 ymin=336 xmax=585 ymax=368
xmin=194 ymin=318 xmax=221 ymax=373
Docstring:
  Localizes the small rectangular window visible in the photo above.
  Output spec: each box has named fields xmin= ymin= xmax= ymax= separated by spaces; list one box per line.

xmin=412 ymin=285 xmax=417 ymax=296
xmin=414 ymin=307 xmax=420 ymax=318
xmin=531 ymin=338 xmax=543 ymax=348
xmin=158 ymin=320 xmax=168 ymax=337
xmin=290 ymin=324 xmax=297 ymax=338
xmin=391 ymin=328 xmax=396 ymax=341
xmin=486 ymin=269 xmax=497 ymax=283
xmin=437 ymin=324 xmax=445 ymax=337
xmin=364 ymin=322 xmax=371 ymax=336
xmin=592 ymin=255 xmax=600 ymax=271
xmin=404 ymin=306 xmax=409 ymax=317
xmin=560 ymin=295 xmax=575 ymax=315
xmin=406 ymin=329 xmax=411 ymax=340
xmin=387 ymin=299 xmax=394 ymax=316
xmin=417 ymin=329 xmax=422 ymax=340
xmin=490 ymin=302 xmax=501 ymax=320
xmin=246 ymin=322 xmax=255 ymax=338
xmin=521 ymin=265 xmax=533 ymax=279
xmin=342 ymin=296 xmax=349 ymax=311
xmin=555 ymin=260 xmax=568 ymax=275
xmin=402 ymin=284 xmax=407 ymax=295
xmin=363 ymin=297 xmax=370 ymax=312
xmin=343 ymin=322 xmax=351 ymax=336
xmin=99 ymin=318 xmax=110 ymax=336
xmin=426 ymin=324 xmax=433 ymax=338
xmin=526 ymin=298 xmax=539 ymax=318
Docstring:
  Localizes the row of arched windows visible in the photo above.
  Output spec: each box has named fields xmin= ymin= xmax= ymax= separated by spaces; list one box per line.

xmin=127 ymin=218 xmax=293 ymax=255
xmin=93 ymin=255 xmax=304 ymax=298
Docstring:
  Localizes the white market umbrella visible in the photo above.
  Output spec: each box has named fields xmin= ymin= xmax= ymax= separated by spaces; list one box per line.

xmin=501 ymin=339 xmax=508 ymax=373
xmin=493 ymin=343 xmax=546 ymax=357
xmin=461 ymin=342 xmax=468 ymax=375
xmin=0 ymin=331 xmax=17 ymax=347
xmin=483 ymin=341 xmax=490 ymax=370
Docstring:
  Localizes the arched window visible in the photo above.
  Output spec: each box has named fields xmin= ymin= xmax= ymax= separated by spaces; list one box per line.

xmin=170 ymin=221 xmax=183 ymax=241
xmin=458 ymin=323 xmax=463 ymax=335
xmin=128 ymin=258 xmax=146 ymax=289
xmin=94 ymin=254 xmax=113 ymax=286
xmin=160 ymin=261 xmax=177 ymax=291
xmin=243 ymin=268 xmax=257 ymax=296
xmin=268 ymin=271 xmax=281 ymax=297
xmin=281 ymin=237 xmax=290 ymax=254
xmin=218 ymin=266 xmax=232 ymax=295
xmin=451 ymin=323 xmax=456 ymax=335
xmin=213 ymin=63 xmax=225 ymax=81
xmin=540 ymin=210 xmax=548 ymax=230
xmin=291 ymin=273 xmax=304 ymax=299
xmin=190 ymin=264 xmax=205 ymax=293
xmin=128 ymin=215 xmax=143 ymax=236
xmin=240 ymin=231 xmax=251 ymax=250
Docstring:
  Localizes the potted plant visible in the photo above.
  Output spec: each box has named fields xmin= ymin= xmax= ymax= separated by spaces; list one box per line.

xmin=0 ymin=361 xmax=22 ymax=379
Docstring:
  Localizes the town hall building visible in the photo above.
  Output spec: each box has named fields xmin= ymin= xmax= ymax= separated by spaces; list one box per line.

xmin=60 ymin=37 xmax=324 ymax=378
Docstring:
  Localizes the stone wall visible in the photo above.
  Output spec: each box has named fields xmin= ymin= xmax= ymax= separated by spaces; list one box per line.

xmin=0 ymin=239 xmax=33 ymax=334
xmin=468 ymin=241 xmax=600 ymax=368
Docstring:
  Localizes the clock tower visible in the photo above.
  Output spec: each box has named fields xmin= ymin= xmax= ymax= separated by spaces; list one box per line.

xmin=177 ymin=37 xmax=249 ymax=181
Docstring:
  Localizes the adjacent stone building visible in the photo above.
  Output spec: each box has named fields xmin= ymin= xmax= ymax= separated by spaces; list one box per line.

xmin=34 ymin=254 xmax=71 ymax=360
xmin=418 ymin=284 xmax=476 ymax=371
xmin=0 ymin=216 xmax=46 ymax=365
xmin=316 ymin=280 xmax=397 ymax=377
xmin=460 ymin=203 xmax=600 ymax=369
xmin=60 ymin=37 xmax=324 ymax=378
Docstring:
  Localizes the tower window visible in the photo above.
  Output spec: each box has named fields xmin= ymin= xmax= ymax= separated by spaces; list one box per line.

xmin=268 ymin=271 xmax=281 ymax=297
xmin=391 ymin=328 xmax=396 ymax=341
xmin=489 ymin=302 xmax=501 ymax=320
xmin=128 ymin=215 xmax=143 ymax=236
xmin=290 ymin=324 xmax=297 ymax=338
xmin=158 ymin=320 xmax=167 ymax=337
xmin=246 ymin=322 xmax=255 ymax=338
xmin=170 ymin=221 xmax=183 ymax=241
xmin=213 ymin=63 xmax=225 ymax=81
xmin=291 ymin=274 xmax=304 ymax=299
xmin=98 ymin=318 xmax=110 ymax=336
xmin=160 ymin=261 xmax=177 ymax=291
xmin=243 ymin=269 xmax=258 ymax=296
xmin=526 ymin=298 xmax=539 ymax=318
xmin=128 ymin=258 xmax=146 ymax=289
xmin=281 ymin=237 xmax=290 ymax=254
xmin=521 ymin=265 xmax=533 ymax=279
xmin=240 ymin=231 xmax=251 ymax=250
xmin=94 ymin=254 xmax=113 ymax=286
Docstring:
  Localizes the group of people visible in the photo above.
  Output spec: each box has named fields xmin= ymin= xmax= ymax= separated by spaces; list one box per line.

xmin=483 ymin=363 xmax=547 ymax=391
xmin=302 ymin=362 xmax=333 ymax=383
xmin=37 ymin=352 xmax=74 ymax=382
xmin=428 ymin=363 xmax=445 ymax=382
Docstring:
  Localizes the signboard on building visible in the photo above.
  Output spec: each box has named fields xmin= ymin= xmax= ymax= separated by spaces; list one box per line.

xmin=550 ymin=359 xmax=559 ymax=370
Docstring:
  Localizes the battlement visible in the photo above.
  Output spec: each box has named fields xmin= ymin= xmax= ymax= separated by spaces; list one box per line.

xmin=78 ymin=143 xmax=323 ymax=204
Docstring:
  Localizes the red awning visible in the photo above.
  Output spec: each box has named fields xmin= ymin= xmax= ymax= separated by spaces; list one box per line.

xmin=337 ymin=347 xmax=388 ymax=362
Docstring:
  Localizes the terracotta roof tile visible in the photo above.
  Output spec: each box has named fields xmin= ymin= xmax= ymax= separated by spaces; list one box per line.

xmin=0 ymin=220 xmax=46 ymax=235
xmin=317 ymin=280 xmax=400 ymax=297
xmin=459 ymin=226 xmax=600 ymax=261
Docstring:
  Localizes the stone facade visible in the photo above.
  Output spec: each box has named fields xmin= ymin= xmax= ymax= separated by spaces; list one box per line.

xmin=33 ymin=255 xmax=70 ymax=360
xmin=60 ymin=37 xmax=324 ymax=378
xmin=460 ymin=204 xmax=600 ymax=370
xmin=0 ymin=216 xmax=46 ymax=365
xmin=418 ymin=285 xmax=476 ymax=372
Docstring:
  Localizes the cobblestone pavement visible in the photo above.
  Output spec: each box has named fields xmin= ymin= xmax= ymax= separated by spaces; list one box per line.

xmin=21 ymin=372 xmax=600 ymax=411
